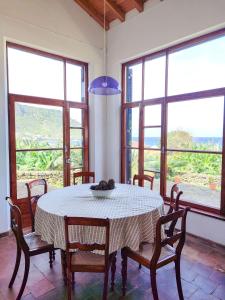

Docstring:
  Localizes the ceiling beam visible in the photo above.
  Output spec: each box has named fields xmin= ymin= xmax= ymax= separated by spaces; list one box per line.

xmin=105 ymin=0 xmax=125 ymax=22
xmin=74 ymin=0 xmax=110 ymax=30
xmin=133 ymin=0 xmax=144 ymax=12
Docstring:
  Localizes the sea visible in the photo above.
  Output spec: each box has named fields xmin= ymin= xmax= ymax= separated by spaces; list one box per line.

xmin=133 ymin=137 xmax=222 ymax=147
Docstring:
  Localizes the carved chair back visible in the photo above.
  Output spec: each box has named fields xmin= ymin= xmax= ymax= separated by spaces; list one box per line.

xmin=73 ymin=171 xmax=95 ymax=185
xmin=150 ymin=208 xmax=190 ymax=269
xmin=166 ymin=184 xmax=183 ymax=237
xmin=64 ymin=216 xmax=110 ymax=270
xmin=133 ymin=174 xmax=154 ymax=190
xmin=25 ymin=179 xmax=47 ymax=232
xmin=6 ymin=197 xmax=29 ymax=252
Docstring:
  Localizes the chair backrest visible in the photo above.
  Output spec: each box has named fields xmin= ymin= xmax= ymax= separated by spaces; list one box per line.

xmin=150 ymin=207 xmax=190 ymax=268
xmin=6 ymin=197 xmax=29 ymax=252
xmin=73 ymin=171 xmax=95 ymax=185
xmin=168 ymin=184 xmax=183 ymax=214
xmin=25 ymin=179 xmax=47 ymax=232
xmin=64 ymin=216 xmax=110 ymax=268
xmin=166 ymin=184 xmax=183 ymax=237
xmin=133 ymin=174 xmax=154 ymax=190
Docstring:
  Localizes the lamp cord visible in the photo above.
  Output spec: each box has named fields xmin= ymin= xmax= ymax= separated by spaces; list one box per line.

xmin=104 ymin=0 xmax=107 ymax=77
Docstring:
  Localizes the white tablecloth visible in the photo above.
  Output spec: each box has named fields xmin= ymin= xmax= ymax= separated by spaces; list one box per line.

xmin=35 ymin=184 xmax=164 ymax=254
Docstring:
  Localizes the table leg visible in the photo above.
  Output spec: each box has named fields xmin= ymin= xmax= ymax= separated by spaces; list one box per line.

xmin=60 ymin=250 xmax=67 ymax=285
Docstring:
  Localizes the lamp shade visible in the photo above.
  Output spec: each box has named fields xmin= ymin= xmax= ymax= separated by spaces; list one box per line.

xmin=89 ymin=76 xmax=121 ymax=95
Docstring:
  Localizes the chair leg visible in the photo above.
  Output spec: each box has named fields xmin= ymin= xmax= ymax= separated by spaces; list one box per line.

xmin=17 ymin=254 xmax=30 ymax=300
xmin=139 ymin=263 xmax=142 ymax=270
xmin=61 ymin=250 xmax=67 ymax=285
xmin=121 ymin=248 xmax=127 ymax=297
xmin=53 ymin=249 xmax=56 ymax=261
xmin=111 ymin=253 xmax=117 ymax=291
xmin=9 ymin=240 xmax=21 ymax=288
xmin=67 ymin=270 xmax=72 ymax=300
xmin=150 ymin=271 xmax=159 ymax=300
xmin=72 ymin=272 xmax=75 ymax=290
xmin=175 ymin=259 xmax=184 ymax=300
xmin=103 ymin=268 xmax=109 ymax=300
xmin=49 ymin=251 xmax=53 ymax=268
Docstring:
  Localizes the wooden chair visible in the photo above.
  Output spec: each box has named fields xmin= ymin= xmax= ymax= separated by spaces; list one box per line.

xmin=133 ymin=174 xmax=154 ymax=190
xmin=6 ymin=197 xmax=55 ymax=300
xmin=73 ymin=171 xmax=95 ymax=185
xmin=165 ymin=184 xmax=183 ymax=237
xmin=64 ymin=216 xmax=116 ymax=300
xmin=121 ymin=208 xmax=190 ymax=300
xmin=25 ymin=178 xmax=47 ymax=232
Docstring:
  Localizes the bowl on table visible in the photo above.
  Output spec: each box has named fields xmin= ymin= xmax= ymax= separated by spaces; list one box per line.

xmin=90 ymin=189 xmax=113 ymax=198
xmin=90 ymin=179 xmax=115 ymax=199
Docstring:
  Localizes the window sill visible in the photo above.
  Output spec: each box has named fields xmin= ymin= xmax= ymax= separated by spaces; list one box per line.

xmin=164 ymin=200 xmax=225 ymax=221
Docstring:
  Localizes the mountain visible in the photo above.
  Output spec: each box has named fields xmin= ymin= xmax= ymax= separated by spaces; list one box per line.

xmin=15 ymin=103 xmax=82 ymax=147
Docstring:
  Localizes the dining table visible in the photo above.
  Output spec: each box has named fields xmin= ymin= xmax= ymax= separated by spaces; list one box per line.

xmin=35 ymin=183 xmax=164 ymax=279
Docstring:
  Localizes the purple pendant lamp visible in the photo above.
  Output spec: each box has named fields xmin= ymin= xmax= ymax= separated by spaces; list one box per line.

xmin=89 ymin=75 xmax=121 ymax=95
xmin=88 ymin=0 xmax=121 ymax=96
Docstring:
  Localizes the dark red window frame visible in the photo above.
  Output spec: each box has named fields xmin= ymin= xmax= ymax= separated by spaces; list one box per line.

xmin=121 ymin=28 xmax=225 ymax=217
xmin=7 ymin=42 xmax=89 ymax=204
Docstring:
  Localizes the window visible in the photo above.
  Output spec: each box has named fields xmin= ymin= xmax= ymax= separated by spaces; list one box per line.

xmin=121 ymin=29 xmax=225 ymax=216
xmin=8 ymin=43 xmax=89 ymax=202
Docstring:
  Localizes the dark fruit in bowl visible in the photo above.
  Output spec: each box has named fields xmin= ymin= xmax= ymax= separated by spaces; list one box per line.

xmin=99 ymin=180 xmax=108 ymax=189
xmin=108 ymin=179 xmax=115 ymax=190
xmin=90 ymin=185 xmax=97 ymax=190
xmin=90 ymin=179 xmax=115 ymax=191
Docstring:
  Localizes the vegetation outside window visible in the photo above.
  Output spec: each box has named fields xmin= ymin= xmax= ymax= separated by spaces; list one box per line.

xmin=121 ymin=29 xmax=225 ymax=216
xmin=7 ymin=43 xmax=89 ymax=207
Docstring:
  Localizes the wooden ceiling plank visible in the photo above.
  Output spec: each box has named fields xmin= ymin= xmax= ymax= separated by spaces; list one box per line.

xmin=132 ymin=0 xmax=144 ymax=12
xmin=105 ymin=0 xmax=125 ymax=22
xmin=74 ymin=0 xmax=110 ymax=30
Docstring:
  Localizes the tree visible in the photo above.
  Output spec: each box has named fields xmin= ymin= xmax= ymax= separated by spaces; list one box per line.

xmin=167 ymin=130 xmax=193 ymax=149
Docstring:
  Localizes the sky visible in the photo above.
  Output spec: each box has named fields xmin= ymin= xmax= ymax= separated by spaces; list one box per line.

xmin=128 ymin=35 xmax=225 ymax=137
xmin=7 ymin=35 xmax=225 ymax=138
xmin=8 ymin=47 xmax=83 ymax=103
xmin=8 ymin=47 xmax=83 ymax=125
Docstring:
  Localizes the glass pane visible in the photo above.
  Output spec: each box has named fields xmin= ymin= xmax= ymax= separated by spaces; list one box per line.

xmin=126 ymin=148 xmax=139 ymax=184
xmin=70 ymin=108 xmax=83 ymax=127
xmin=16 ymin=150 xmax=63 ymax=199
xmin=144 ymin=128 xmax=161 ymax=149
xmin=70 ymin=149 xmax=83 ymax=185
xmin=167 ymin=97 xmax=224 ymax=151
xmin=70 ymin=129 xmax=83 ymax=147
xmin=144 ymin=150 xmax=161 ymax=192
xmin=126 ymin=63 xmax=142 ymax=102
xmin=8 ymin=47 xmax=64 ymax=99
xmin=66 ymin=63 xmax=84 ymax=102
xmin=166 ymin=151 xmax=221 ymax=209
xmin=70 ymin=149 xmax=83 ymax=169
xmin=144 ymin=55 xmax=166 ymax=99
xmin=126 ymin=107 xmax=139 ymax=147
xmin=70 ymin=167 xmax=83 ymax=185
xmin=144 ymin=150 xmax=161 ymax=173
xmin=144 ymin=105 xmax=161 ymax=126
xmin=15 ymin=103 xmax=63 ymax=150
xmin=168 ymin=35 xmax=225 ymax=95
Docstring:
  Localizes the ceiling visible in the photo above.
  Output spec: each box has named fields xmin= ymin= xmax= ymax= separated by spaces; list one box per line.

xmin=74 ymin=0 xmax=150 ymax=30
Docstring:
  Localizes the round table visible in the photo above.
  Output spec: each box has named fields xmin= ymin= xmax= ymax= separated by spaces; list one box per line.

xmin=35 ymin=183 xmax=164 ymax=254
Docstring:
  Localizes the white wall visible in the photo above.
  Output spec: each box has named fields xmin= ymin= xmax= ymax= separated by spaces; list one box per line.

xmin=107 ymin=0 xmax=225 ymax=245
xmin=0 ymin=0 xmax=106 ymax=233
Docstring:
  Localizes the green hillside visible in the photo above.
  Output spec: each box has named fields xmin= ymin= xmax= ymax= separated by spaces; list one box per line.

xmin=15 ymin=103 xmax=82 ymax=149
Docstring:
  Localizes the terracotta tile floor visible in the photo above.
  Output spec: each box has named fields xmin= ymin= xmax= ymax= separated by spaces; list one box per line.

xmin=0 ymin=233 xmax=224 ymax=300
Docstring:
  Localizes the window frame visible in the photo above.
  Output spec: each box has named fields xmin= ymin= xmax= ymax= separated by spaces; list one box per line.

xmin=121 ymin=28 xmax=225 ymax=217
xmin=7 ymin=42 xmax=89 ymax=202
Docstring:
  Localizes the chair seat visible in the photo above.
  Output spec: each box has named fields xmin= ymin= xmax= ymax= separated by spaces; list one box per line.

xmin=71 ymin=251 xmax=105 ymax=266
xmin=24 ymin=233 xmax=54 ymax=251
xmin=133 ymin=242 xmax=175 ymax=262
